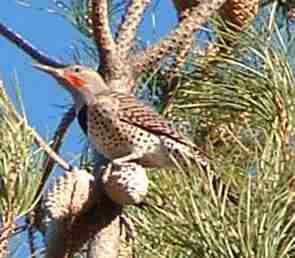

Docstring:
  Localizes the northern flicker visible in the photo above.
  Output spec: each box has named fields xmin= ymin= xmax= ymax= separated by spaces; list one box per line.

xmin=34 ymin=64 xmax=208 ymax=170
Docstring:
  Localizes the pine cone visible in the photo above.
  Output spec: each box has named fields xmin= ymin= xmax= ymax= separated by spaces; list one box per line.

xmin=43 ymin=169 xmax=97 ymax=220
xmin=102 ymin=163 xmax=149 ymax=205
xmin=219 ymin=0 xmax=259 ymax=32
xmin=172 ymin=0 xmax=259 ymax=31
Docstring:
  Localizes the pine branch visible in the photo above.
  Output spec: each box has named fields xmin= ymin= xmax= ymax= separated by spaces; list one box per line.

xmin=0 ymin=81 xmax=44 ymax=257
xmin=131 ymin=0 xmax=227 ymax=84
xmin=116 ymin=0 xmax=151 ymax=59
xmin=90 ymin=0 xmax=134 ymax=92
xmin=0 ymin=22 xmax=65 ymax=68
xmin=91 ymin=0 xmax=116 ymax=66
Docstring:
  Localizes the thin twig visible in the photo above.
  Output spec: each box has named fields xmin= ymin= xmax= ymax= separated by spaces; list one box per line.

xmin=33 ymin=131 xmax=72 ymax=171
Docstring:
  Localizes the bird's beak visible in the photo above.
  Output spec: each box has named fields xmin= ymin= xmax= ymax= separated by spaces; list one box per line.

xmin=33 ymin=63 xmax=64 ymax=79
xmin=33 ymin=63 xmax=86 ymax=89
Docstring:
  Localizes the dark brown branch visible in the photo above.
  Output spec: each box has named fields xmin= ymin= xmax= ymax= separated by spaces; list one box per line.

xmin=0 ymin=22 xmax=66 ymax=68
xmin=116 ymin=0 xmax=151 ymax=59
xmin=36 ymin=107 xmax=76 ymax=200
xmin=131 ymin=0 xmax=227 ymax=80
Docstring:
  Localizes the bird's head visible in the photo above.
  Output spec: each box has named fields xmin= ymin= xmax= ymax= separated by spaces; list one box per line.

xmin=33 ymin=63 xmax=108 ymax=109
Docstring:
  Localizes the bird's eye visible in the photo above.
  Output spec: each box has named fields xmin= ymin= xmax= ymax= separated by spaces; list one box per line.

xmin=74 ymin=67 xmax=81 ymax=73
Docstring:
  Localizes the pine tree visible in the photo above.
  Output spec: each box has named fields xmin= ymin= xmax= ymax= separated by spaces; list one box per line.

xmin=1 ymin=1 xmax=295 ymax=258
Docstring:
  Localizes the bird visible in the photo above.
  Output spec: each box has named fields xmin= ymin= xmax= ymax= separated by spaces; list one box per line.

xmin=33 ymin=63 xmax=208 ymax=170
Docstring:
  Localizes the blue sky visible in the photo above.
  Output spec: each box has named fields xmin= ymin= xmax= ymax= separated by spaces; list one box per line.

xmin=0 ymin=0 xmax=177 ymax=161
